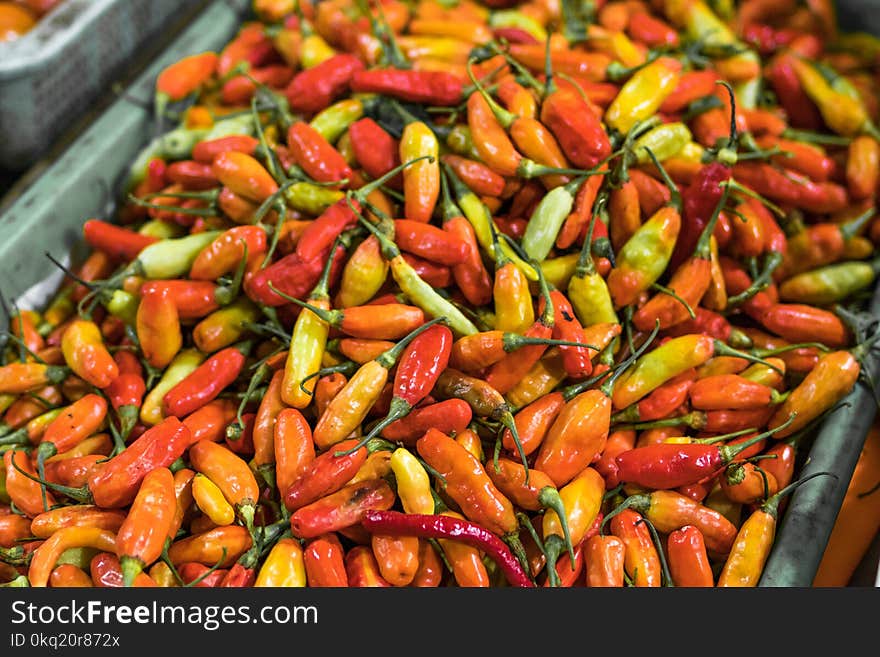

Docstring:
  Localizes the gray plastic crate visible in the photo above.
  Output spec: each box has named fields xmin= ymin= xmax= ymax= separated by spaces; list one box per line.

xmin=0 ymin=0 xmax=207 ymax=170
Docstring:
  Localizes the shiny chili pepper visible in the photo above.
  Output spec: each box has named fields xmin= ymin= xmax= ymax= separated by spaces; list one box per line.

xmin=361 ymin=509 xmax=534 ymax=587
xmin=608 ymin=508 xmax=662 ymax=588
xmin=667 ymin=525 xmax=714 ymax=586
xmin=115 ymin=467 xmax=175 ymax=587
xmin=303 ymin=533 xmax=349 ymax=587
xmin=290 ymin=478 xmax=396 ymax=539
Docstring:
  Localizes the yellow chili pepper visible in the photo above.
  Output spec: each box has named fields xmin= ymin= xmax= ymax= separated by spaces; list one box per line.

xmin=337 ymin=236 xmax=388 ymax=308
xmin=390 ymin=447 xmax=435 ymax=515
xmin=192 ymin=474 xmax=235 ymax=527
xmin=605 ymin=58 xmax=682 ymax=135
xmin=255 ymin=538 xmax=307 ymax=587
xmin=310 ymin=98 xmax=365 ymax=144
xmin=140 ymin=349 xmax=206 ymax=426
xmin=790 ymin=57 xmax=874 ymax=137
xmin=281 ymin=251 xmax=336 ymax=409
xmin=192 ymin=298 xmax=260 ymax=353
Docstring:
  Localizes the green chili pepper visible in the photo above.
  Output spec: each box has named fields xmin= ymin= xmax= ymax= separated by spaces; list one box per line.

xmin=632 ymin=122 xmax=692 ymax=164
xmin=521 ymin=177 xmax=586 ymax=263
xmin=130 ymin=231 xmax=222 ymax=280
xmin=284 ymin=183 xmax=345 ymax=216
xmin=778 ymin=257 xmax=880 ymax=306
xmin=310 ymin=98 xmax=367 ymax=144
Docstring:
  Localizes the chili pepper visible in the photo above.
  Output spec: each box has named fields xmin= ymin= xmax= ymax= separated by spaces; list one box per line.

xmin=253 ymin=538 xmax=306 ymax=587
xmin=155 ymin=51 xmax=217 ymax=112
xmin=284 ymin=53 xmax=364 ymax=114
xmin=718 ymin=472 xmax=831 ymax=586
xmin=667 ymin=525 xmax=714 ymax=587
xmin=115 ymin=467 xmax=175 ymax=587
xmin=344 ymin=545 xmax=392 ymax=587
xmin=584 ymin=533 xmax=625 ymax=587
xmin=605 ymin=57 xmax=681 ymax=136
xmin=192 ymin=473 xmax=235 ymax=527
xmin=86 ymin=417 xmax=192 ymax=509
xmin=162 ymin=344 xmax=248 ymax=419
xmin=540 ymin=81 xmax=612 ymax=171
xmin=757 ymin=303 xmax=850 ymax=348
xmin=349 ymin=118 xmax=401 ymax=186
xmin=189 ymin=226 xmax=267 ymax=282
xmin=416 ymin=427 xmax=518 ymax=537
xmin=0 ymin=363 xmax=68 ymax=396
xmin=290 ymin=478 xmax=396 ymax=539
xmin=28 ymin=527 xmax=117 ymax=588
xmin=135 ymin=286 xmax=181 ymax=370
xmin=0 ymin=513 xmax=31 ymax=547
xmin=303 ymin=534 xmax=349 ymax=587
xmin=5 ymin=450 xmax=55 ymax=517
xmin=614 ymin=419 xmax=793 ymax=490
xmin=191 ymin=135 xmax=259 ymax=164
xmin=361 ymin=509 xmax=534 ymax=587
xmin=602 ymin=489 xmax=738 ymax=555
xmin=688 ymin=374 xmax=778 ymax=411
xmin=611 ymin=370 xmax=697 ymax=425
xmin=82 ymin=220 xmax=158 ymax=263
xmin=352 ymin=69 xmax=463 ymax=106
xmin=608 ymin=509 xmax=662 ymax=587
xmin=271 ymin=408 xmax=314 ymax=501
xmin=48 ymin=564 xmax=92 ymax=588
xmin=189 ymin=440 xmax=259 ymax=530
xmin=380 ymin=399 xmax=472 ymax=444
xmin=720 ymin=461 xmax=778 ymax=505
xmin=35 ymin=393 xmax=106 ymax=484
xmin=167 ymin=526 xmax=252 ymax=568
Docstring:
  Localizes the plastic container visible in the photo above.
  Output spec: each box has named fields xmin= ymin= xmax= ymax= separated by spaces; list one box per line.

xmin=0 ymin=0 xmax=208 ymax=170
xmin=0 ymin=0 xmax=877 ymax=588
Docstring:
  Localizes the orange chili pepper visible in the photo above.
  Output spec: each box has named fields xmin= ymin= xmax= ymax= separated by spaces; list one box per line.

xmin=116 ymin=467 xmax=176 ymax=586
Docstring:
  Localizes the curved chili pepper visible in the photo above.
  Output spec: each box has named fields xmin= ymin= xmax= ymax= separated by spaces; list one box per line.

xmin=361 ymin=509 xmax=534 ymax=587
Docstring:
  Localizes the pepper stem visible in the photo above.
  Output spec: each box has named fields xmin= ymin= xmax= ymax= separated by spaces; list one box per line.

xmin=636 ymin=516 xmax=675 ymax=587
xmin=761 ymin=471 xmax=837 ymax=519
xmin=719 ymin=413 xmax=798 ymax=463
xmin=266 ymin=282 xmax=340 ymax=325
xmin=537 ymin=486 xmax=575 ymax=566
xmin=8 ymin=449 xmax=92 ymax=503
xmin=642 ymin=147 xmax=681 ymax=212
xmin=712 ymin=339 xmax=785 ymax=374
xmin=598 ymin=494 xmax=646 ymax=535
xmin=597 ymin=321 xmax=662 ymax=398
xmin=499 ymin=411 xmax=530 ymax=486
xmin=724 ymin=251 xmax=784 ymax=308
xmin=839 ymin=206 xmax=876 ymax=241
xmin=465 ymin=58 xmax=517 ymax=129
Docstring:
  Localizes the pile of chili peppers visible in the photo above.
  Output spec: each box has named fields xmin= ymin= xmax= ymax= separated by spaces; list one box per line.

xmin=1 ymin=0 xmax=880 ymax=588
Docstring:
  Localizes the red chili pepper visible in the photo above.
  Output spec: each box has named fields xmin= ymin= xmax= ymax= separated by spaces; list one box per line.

xmin=162 ymin=344 xmax=248 ymax=418
xmin=289 ymin=478 xmax=396 ymax=538
xmin=245 ymin=245 xmax=344 ymax=307
xmin=285 ymin=53 xmax=365 ymax=114
xmin=287 ymin=121 xmax=353 ymax=185
xmin=379 ymin=398 xmax=472 ymax=444
xmin=351 ymin=69 xmax=463 ymax=105
xmin=82 ymin=220 xmax=158 ymax=262
xmin=361 ymin=510 xmax=535 ymax=587
xmin=304 ymin=534 xmax=349 ymax=587
xmin=165 ymin=161 xmax=219 ymax=191
xmin=349 ymin=118 xmax=401 ymax=186
xmin=614 ymin=423 xmax=783 ymax=490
